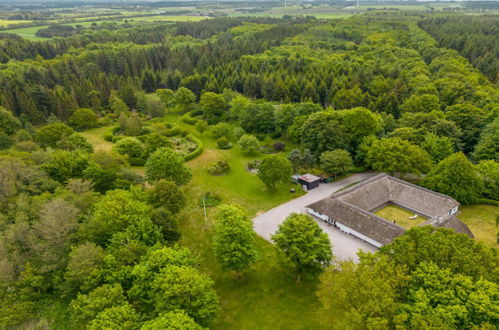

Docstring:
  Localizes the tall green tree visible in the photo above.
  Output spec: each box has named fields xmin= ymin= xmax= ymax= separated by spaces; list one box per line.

xmin=366 ymin=137 xmax=433 ymax=176
xmin=212 ymin=205 xmax=257 ymax=275
xmin=272 ymin=213 xmax=332 ymax=281
xmin=257 ymin=155 xmax=292 ymax=190
xmin=319 ymin=149 xmax=353 ymax=176
xmin=145 ymin=148 xmax=192 ymax=185
xmin=422 ymin=152 xmax=483 ymax=204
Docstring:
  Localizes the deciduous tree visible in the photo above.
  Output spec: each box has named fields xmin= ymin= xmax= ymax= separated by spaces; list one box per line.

xmin=272 ymin=213 xmax=332 ymax=281
xmin=257 ymin=156 xmax=292 ymax=190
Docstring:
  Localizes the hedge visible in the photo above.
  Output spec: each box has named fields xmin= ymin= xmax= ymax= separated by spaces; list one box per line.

xmin=182 ymin=109 xmax=203 ymax=125
xmin=184 ymin=135 xmax=203 ymax=161
xmin=475 ymin=198 xmax=498 ymax=206
xmin=164 ymin=127 xmax=181 ymax=137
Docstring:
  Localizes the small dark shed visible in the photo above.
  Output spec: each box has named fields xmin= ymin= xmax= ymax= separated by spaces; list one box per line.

xmin=299 ymin=174 xmax=321 ymax=190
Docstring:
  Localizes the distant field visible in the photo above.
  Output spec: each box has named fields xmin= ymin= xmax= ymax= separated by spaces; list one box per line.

xmin=374 ymin=204 xmax=428 ymax=229
xmin=2 ymin=21 xmax=105 ymax=40
xmin=130 ymin=15 xmax=208 ymax=22
xmin=0 ymin=19 xmax=32 ymax=27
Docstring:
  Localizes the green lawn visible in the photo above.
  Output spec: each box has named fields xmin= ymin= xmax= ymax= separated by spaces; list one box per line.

xmin=80 ymin=126 xmax=114 ymax=152
xmin=459 ymin=204 xmax=498 ymax=248
xmin=375 ymin=204 xmax=428 ymax=229
xmin=81 ymin=113 xmax=324 ymax=329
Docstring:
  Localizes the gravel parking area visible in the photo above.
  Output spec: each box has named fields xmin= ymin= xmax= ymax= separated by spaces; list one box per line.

xmin=252 ymin=173 xmax=378 ymax=262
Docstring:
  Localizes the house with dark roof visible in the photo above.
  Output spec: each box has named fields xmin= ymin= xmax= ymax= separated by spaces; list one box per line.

xmin=306 ymin=173 xmax=473 ymax=248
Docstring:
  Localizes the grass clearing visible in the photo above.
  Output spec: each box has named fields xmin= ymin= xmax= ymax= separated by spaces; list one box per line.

xmin=459 ymin=204 xmax=498 ymax=248
xmin=375 ymin=204 xmax=428 ymax=229
xmin=79 ymin=126 xmax=114 ymax=152
xmin=0 ymin=19 xmax=32 ymax=27
xmin=81 ymin=113 xmax=323 ymax=329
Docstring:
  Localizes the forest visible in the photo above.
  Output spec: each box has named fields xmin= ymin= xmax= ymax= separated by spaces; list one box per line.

xmin=0 ymin=10 xmax=497 ymax=330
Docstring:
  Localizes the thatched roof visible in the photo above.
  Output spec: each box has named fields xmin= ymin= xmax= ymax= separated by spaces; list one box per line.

xmin=308 ymin=197 xmax=405 ymax=245
xmin=307 ymin=173 xmax=473 ymax=246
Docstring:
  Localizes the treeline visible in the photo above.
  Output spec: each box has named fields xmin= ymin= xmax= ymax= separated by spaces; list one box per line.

xmin=0 ymin=19 xmax=306 ymax=123
xmin=419 ymin=15 xmax=499 ymax=84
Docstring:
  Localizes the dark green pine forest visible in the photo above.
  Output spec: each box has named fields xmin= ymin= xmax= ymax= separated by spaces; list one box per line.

xmin=0 ymin=12 xmax=497 ymax=329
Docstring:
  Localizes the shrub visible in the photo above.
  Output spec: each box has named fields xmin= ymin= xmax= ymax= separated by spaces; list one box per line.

xmin=164 ymin=127 xmax=181 ymax=137
xmin=199 ymin=192 xmax=221 ymax=207
xmin=247 ymin=160 xmax=262 ymax=170
xmin=195 ymin=120 xmax=208 ymax=133
xmin=212 ymin=123 xmax=232 ymax=139
xmin=103 ymin=132 xmax=114 ymax=142
xmin=129 ymin=157 xmax=146 ymax=166
xmin=273 ymin=142 xmax=286 ymax=152
xmin=113 ymin=137 xmax=144 ymax=158
xmin=217 ymin=137 xmax=232 ymax=149
xmin=238 ymin=134 xmax=260 ymax=153
xmin=208 ymin=160 xmax=230 ymax=176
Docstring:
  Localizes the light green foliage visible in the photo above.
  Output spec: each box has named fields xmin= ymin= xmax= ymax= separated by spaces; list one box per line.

xmin=119 ymin=112 xmax=142 ymax=136
xmin=35 ymin=123 xmax=74 ymax=148
xmin=366 ymin=137 xmax=433 ymax=176
xmin=113 ymin=137 xmax=144 ymax=158
xmin=319 ymin=149 xmax=353 ymax=176
xmin=229 ymin=95 xmax=250 ymax=120
xmin=212 ymin=205 xmax=257 ymax=273
xmin=257 ymin=155 xmax=292 ymax=190
xmin=87 ymin=304 xmax=140 ymax=330
xmin=195 ymin=120 xmax=208 ymax=133
xmin=317 ymin=255 xmax=409 ymax=328
xmin=145 ymin=147 xmax=192 ymax=185
xmin=130 ymin=246 xmax=196 ymax=305
xmin=399 ymin=262 xmax=498 ymax=329
xmin=150 ymin=265 xmax=219 ymax=326
xmin=379 ymin=226 xmax=498 ymax=281
xmin=141 ymin=311 xmax=203 ymax=330
xmin=272 ymin=213 xmax=332 ymax=280
xmin=240 ymin=102 xmax=276 ymax=134
xmin=148 ymin=179 xmax=186 ymax=214
xmin=211 ymin=122 xmax=232 ymax=139
xmin=400 ymin=93 xmax=440 ymax=113
xmin=475 ymin=160 xmax=499 ymax=200
xmin=57 ymin=133 xmax=94 ymax=153
xmin=200 ymin=92 xmax=228 ymax=124
xmin=423 ymin=152 xmax=483 ymax=204
xmin=238 ymin=134 xmax=260 ymax=153
xmin=144 ymin=132 xmax=171 ymax=155
xmin=69 ymin=108 xmax=98 ymax=130
xmin=301 ymin=107 xmax=382 ymax=155
xmin=42 ymin=149 xmax=89 ymax=182
xmin=174 ymin=87 xmax=196 ymax=112
xmin=421 ymin=132 xmax=454 ymax=163
xmin=70 ymin=284 xmax=126 ymax=326
xmin=82 ymin=189 xmax=159 ymax=246
xmin=157 ymin=89 xmax=176 ymax=109
xmin=0 ymin=107 xmax=21 ymax=135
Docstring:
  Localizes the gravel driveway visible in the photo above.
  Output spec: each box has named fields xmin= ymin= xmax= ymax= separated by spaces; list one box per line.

xmin=252 ymin=172 xmax=378 ymax=262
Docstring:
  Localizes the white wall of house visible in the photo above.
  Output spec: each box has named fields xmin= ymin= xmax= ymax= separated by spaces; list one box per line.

xmin=307 ymin=208 xmax=330 ymax=222
xmin=335 ymin=222 xmax=383 ymax=248
xmin=308 ymin=208 xmax=383 ymax=248
xmin=449 ymin=206 xmax=459 ymax=215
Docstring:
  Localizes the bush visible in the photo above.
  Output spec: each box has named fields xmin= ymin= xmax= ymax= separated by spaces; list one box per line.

xmin=212 ymin=123 xmax=232 ymax=139
xmin=217 ymin=137 xmax=232 ymax=149
xmin=111 ymin=135 xmax=125 ymax=143
xmin=238 ymin=134 xmax=260 ymax=153
xmin=113 ymin=137 xmax=144 ymax=158
xmin=273 ymin=142 xmax=286 ymax=152
xmin=199 ymin=192 xmax=221 ymax=207
xmin=103 ymin=132 xmax=114 ymax=142
xmin=247 ymin=160 xmax=262 ymax=170
xmin=129 ymin=157 xmax=147 ymax=166
xmin=164 ymin=127 xmax=181 ymax=137
xmin=270 ymin=130 xmax=282 ymax=139
xmin=208 ymin=160 xmax=230 ymax=176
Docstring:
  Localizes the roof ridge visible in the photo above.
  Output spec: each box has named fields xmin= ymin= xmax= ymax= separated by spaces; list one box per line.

xmin=331 ymin=173 xmax=387 ymax=198
xmin=387 ymin=176 xmax=458 ymax=203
